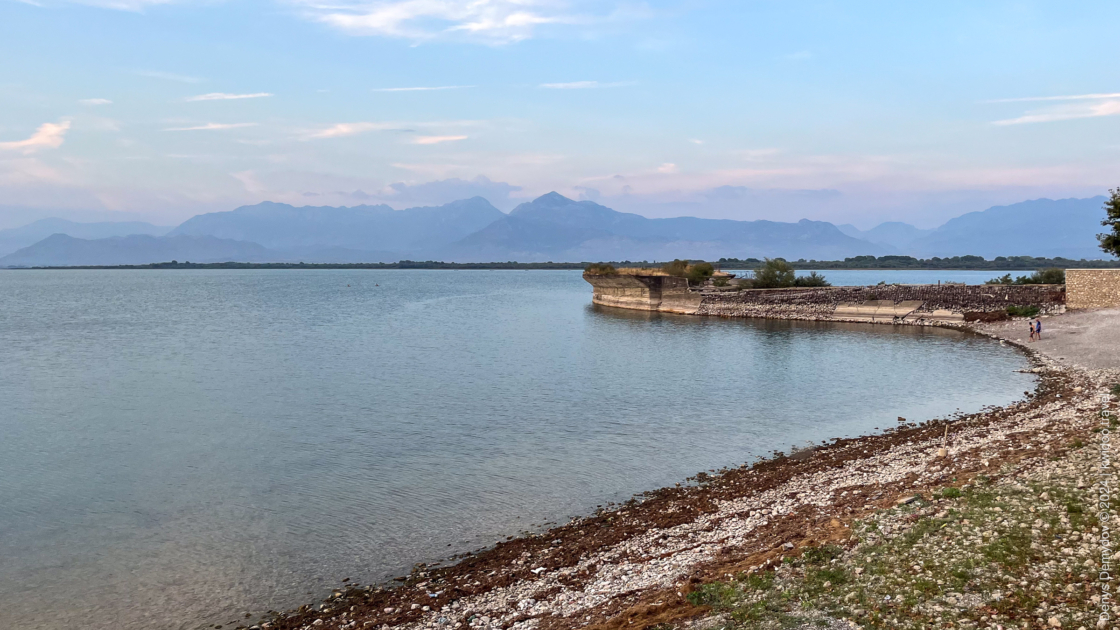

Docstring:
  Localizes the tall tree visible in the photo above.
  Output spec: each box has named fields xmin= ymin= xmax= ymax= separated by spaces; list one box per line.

xmin=1100 ymin=188 xmax=1120 ymax=258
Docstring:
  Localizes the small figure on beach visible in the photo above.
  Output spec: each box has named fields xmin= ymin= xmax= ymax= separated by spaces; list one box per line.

xmin=1029 ymin=320 xmax=1036 ymax=342
xmin=1035 ymin=319 xmax=1042 ymax=340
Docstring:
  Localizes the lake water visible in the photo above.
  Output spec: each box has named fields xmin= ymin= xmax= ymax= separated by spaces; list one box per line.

xmin=0 ymin=270 xmax=1035 ymax=630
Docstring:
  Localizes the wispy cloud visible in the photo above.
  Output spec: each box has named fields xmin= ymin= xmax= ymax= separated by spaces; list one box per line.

xmin=185 ymin=92 xmax=273 ymax=102
xmin=0 ymin=121 xmax=71 ymax=154
xmin=300 ymin=0 xmax=596 ymax=44
xmin=373 ymin=85 xmax=474 ymax=92
xmin=539 ymin=80 xmax=635 ymax=89
xmin=688 ymin=139 xmax=704 ymax=145
xmin=993 ymin=99 xmax=1120 ymax=125
xmin=304 ymin=122 xmax=400 ymax=139
xmin=163 ymin=122 xmax=258 ymax=131
xmin=79 ymin=98 xmax=112 ymax=105
xmin=305 ymin=120 xmax=480 ymax=140
xmin=986 ymin=92 xmax=1120 ymax=103
xmin=656 ymin=162 xmax=678 ymax=174
xmin=138 ymin=70 xmax=203 ymax=83
xmin=412 ymin=135 xmax=468 ymax=145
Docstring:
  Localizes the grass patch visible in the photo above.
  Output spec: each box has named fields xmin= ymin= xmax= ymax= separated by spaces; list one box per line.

xmin=940 ymin=487 xmax=962 ymax=499
xmin=1006 ymin=305 xmax=1040 ymax=318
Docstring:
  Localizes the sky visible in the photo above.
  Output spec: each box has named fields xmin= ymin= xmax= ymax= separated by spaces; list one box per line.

xmin=1 ymin=0 xmax=1119 ymax=229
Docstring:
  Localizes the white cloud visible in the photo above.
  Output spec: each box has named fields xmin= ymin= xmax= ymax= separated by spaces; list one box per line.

xmin=0 ymin=121 xmax=71 ymax=154
xmin=79 ymin=98 xmax=113 ymax=105
xmin=993 ymin=99 xmax=1120 ymax=125
xmin=138 ymin=70 xmax=203 ymax=83
xmin=986 ymin=92 xmax=1120 ymax=103
xmin=372 ymin=85 xmax=474 ymax=92
xmin=163 ymin=122 xmax=259 ymax=131
xmin=412 ymin=135 xmax=468 ymax=144
xmin=656 ymin=162 xmax=678 ymax=174
xmin=688 ymin=139 xmax=703 ymax=145
xmin=302 ymin=0 xmax=595 ymax=44
xmin=185 ymin=92 xmax=273 ymax=101
xmin=304 ymin=122 xmax=400 ymax=139
xmin=539 ymin=80 xmax=634 ymax=89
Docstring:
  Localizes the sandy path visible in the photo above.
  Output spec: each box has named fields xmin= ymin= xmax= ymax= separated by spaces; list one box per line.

xmin=975 ymin=308 xmax=1120 ymax=370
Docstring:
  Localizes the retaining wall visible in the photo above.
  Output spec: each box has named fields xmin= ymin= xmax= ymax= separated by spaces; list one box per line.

xmin=583 ymin=273 xmax=1066 ymax=325
xmin=1066 ymin=269 xmax=1120 ymax=309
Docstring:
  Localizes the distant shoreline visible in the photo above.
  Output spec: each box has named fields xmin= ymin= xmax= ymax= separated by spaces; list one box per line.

xmin=3 ymin=256 xmax=1120 ymax=272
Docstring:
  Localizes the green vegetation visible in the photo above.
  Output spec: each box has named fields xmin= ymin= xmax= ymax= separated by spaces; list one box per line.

xmin=1111 ymin=383 xmax=1120 ymax=398
xmin=751 ymin=258 xmax=796 ymax=288
xmin=1100 ymin=188 xmax=1120 ymax=258
xmin=1006 ymin=305 xmax=1040 ymax=318
xmin=795 ymin=271 xmax=831 ymax=287
xmin=584 ymin=262 xmax=617 ymax=275
xmin=688 ymin=262 xmax=715 ymax=283
xmin=985 ymin=268 xmax=1065 ymax=285
xmin=661 ymin=259 xmax=691 ymax=277
xmin=742 ymin=259 xmax=831 ymax=289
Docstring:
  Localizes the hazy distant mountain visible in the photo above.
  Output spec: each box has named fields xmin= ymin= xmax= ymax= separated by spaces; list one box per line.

xmin=0 ymin=234 xmax=276 ymax=267
xmin=439 ymin=192 xmax=887 ymax=262
xmin=0 ymin=218 xmax=171 ymax=257
xmin=170 ymin=197 xmax=505 ymax=252
xmin=838 ymin=222 xmax=934 ymax=251
xmin=909 ymin=197 xmax=1107 ymax=258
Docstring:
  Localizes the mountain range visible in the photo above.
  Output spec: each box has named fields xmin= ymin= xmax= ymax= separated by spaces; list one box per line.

xmin=0 ymin=194 xmax=1112 ymax=267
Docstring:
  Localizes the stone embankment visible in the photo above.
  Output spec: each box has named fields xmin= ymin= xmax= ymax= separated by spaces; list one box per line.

xmin=697 ymin=284 xmax=1065 ymax=324
xmin=582 ymin=272 xmax=1066 ymax=325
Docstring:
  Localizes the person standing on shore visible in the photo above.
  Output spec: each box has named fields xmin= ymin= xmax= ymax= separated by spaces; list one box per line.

xmin=1029 ymin=320 xmax=1036 ymax=342
xmin=1035 ymin=319 xmax=1042 ymax=340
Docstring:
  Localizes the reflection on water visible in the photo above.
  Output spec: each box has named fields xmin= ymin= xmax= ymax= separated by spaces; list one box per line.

xmin=0 ymin=270 xmax=1034 ymax=630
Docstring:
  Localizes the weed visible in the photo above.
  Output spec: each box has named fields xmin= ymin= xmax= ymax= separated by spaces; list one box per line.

xmin=940 ymin=487 xmax=962 ymax=499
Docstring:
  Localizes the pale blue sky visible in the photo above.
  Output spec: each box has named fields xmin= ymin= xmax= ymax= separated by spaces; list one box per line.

xmin=1 ymin=0 xmax=1119 ymax=228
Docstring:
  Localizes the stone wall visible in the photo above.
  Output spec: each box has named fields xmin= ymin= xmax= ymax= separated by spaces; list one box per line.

xmin=700 ymin=284 xmax=1065 ymax=318
xmin=1066 ymin=269 xmax=1120 ymax=309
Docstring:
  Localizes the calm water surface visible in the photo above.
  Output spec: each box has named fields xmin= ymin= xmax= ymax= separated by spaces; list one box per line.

xmin=0 ymin=270 xmax=1035 ymax=630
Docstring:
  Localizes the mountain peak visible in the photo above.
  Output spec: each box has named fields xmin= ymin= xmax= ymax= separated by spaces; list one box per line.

xmin=533 ymin=192 xmax=575 ymax=206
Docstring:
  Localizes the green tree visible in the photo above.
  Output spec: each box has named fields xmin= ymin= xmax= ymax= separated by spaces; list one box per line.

xmin=753 ymin=258 xmax=797 ymax=288
xmin=1101 ymin=188 xmax=1120 ymax=258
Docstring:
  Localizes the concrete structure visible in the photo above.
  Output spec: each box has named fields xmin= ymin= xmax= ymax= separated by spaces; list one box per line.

xmin=1066 ymin=269 xmax=1120 ymax=309
xmin=583 ymin=274 xmax=702 ymax=314
xmin=583 ymin=273 xmax=1066 ymax=325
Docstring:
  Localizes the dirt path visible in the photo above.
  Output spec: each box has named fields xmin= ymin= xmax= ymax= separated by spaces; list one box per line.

xmin=975 ymin=308 xmax=1120 ymax=370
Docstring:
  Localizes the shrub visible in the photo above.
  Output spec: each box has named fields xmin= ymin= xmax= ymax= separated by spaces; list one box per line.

xmin=793 ymin=271 xmax=831 ymax=287
xmin=584 ymin=262 xmax=617 ymax=275
xmin=1017 ymin=268 xmax=1065 ymax=285
xmin=941 ymin=487 xmax=962 ymax=499
xmin=985 ymin=274 xmax=1014 ymax=285
xmin=687 ymin=262 xmax=715 ymax=283
xmin=1111 ymin=383 xmax=1120 ymax=398
xmin=1006 ymin=305 xmax=1040 ymax=318
xmin=712 ymin=275 xmax=730 ymax=287
xmin=752 ymin=258 xmax=796 ymax=288
xmin=661 ymin=259 xmax=690 ymax=277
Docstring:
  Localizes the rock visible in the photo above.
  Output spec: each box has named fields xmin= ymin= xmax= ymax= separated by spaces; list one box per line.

xmin=1048 ymin=617 xmax=1061 ymax=628
xmin=412 ymin=604 xmax=421 ymax=610
xmin=422 ymin=606 xmax=431 ymax=612
xmin=782 ymin=542 xmax=795 ymax=550
xmin=384 ymin=608 xmax=395 ymax=614
xmin=312 ymin=621 xmax=324 ymax=627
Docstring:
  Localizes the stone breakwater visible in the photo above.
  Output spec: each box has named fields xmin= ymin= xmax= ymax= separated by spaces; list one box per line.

xmin=255 ymin=328 xmax=1115 ymax=630
xmin=696 ymin=283 xmax=1066 ymax=324
xmin=581 ymin=273 xmax=1065 ymax=324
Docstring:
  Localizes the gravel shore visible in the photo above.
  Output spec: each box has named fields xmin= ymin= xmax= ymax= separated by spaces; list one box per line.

xmin=247 ymin=312 xmax=1118 ymax=630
